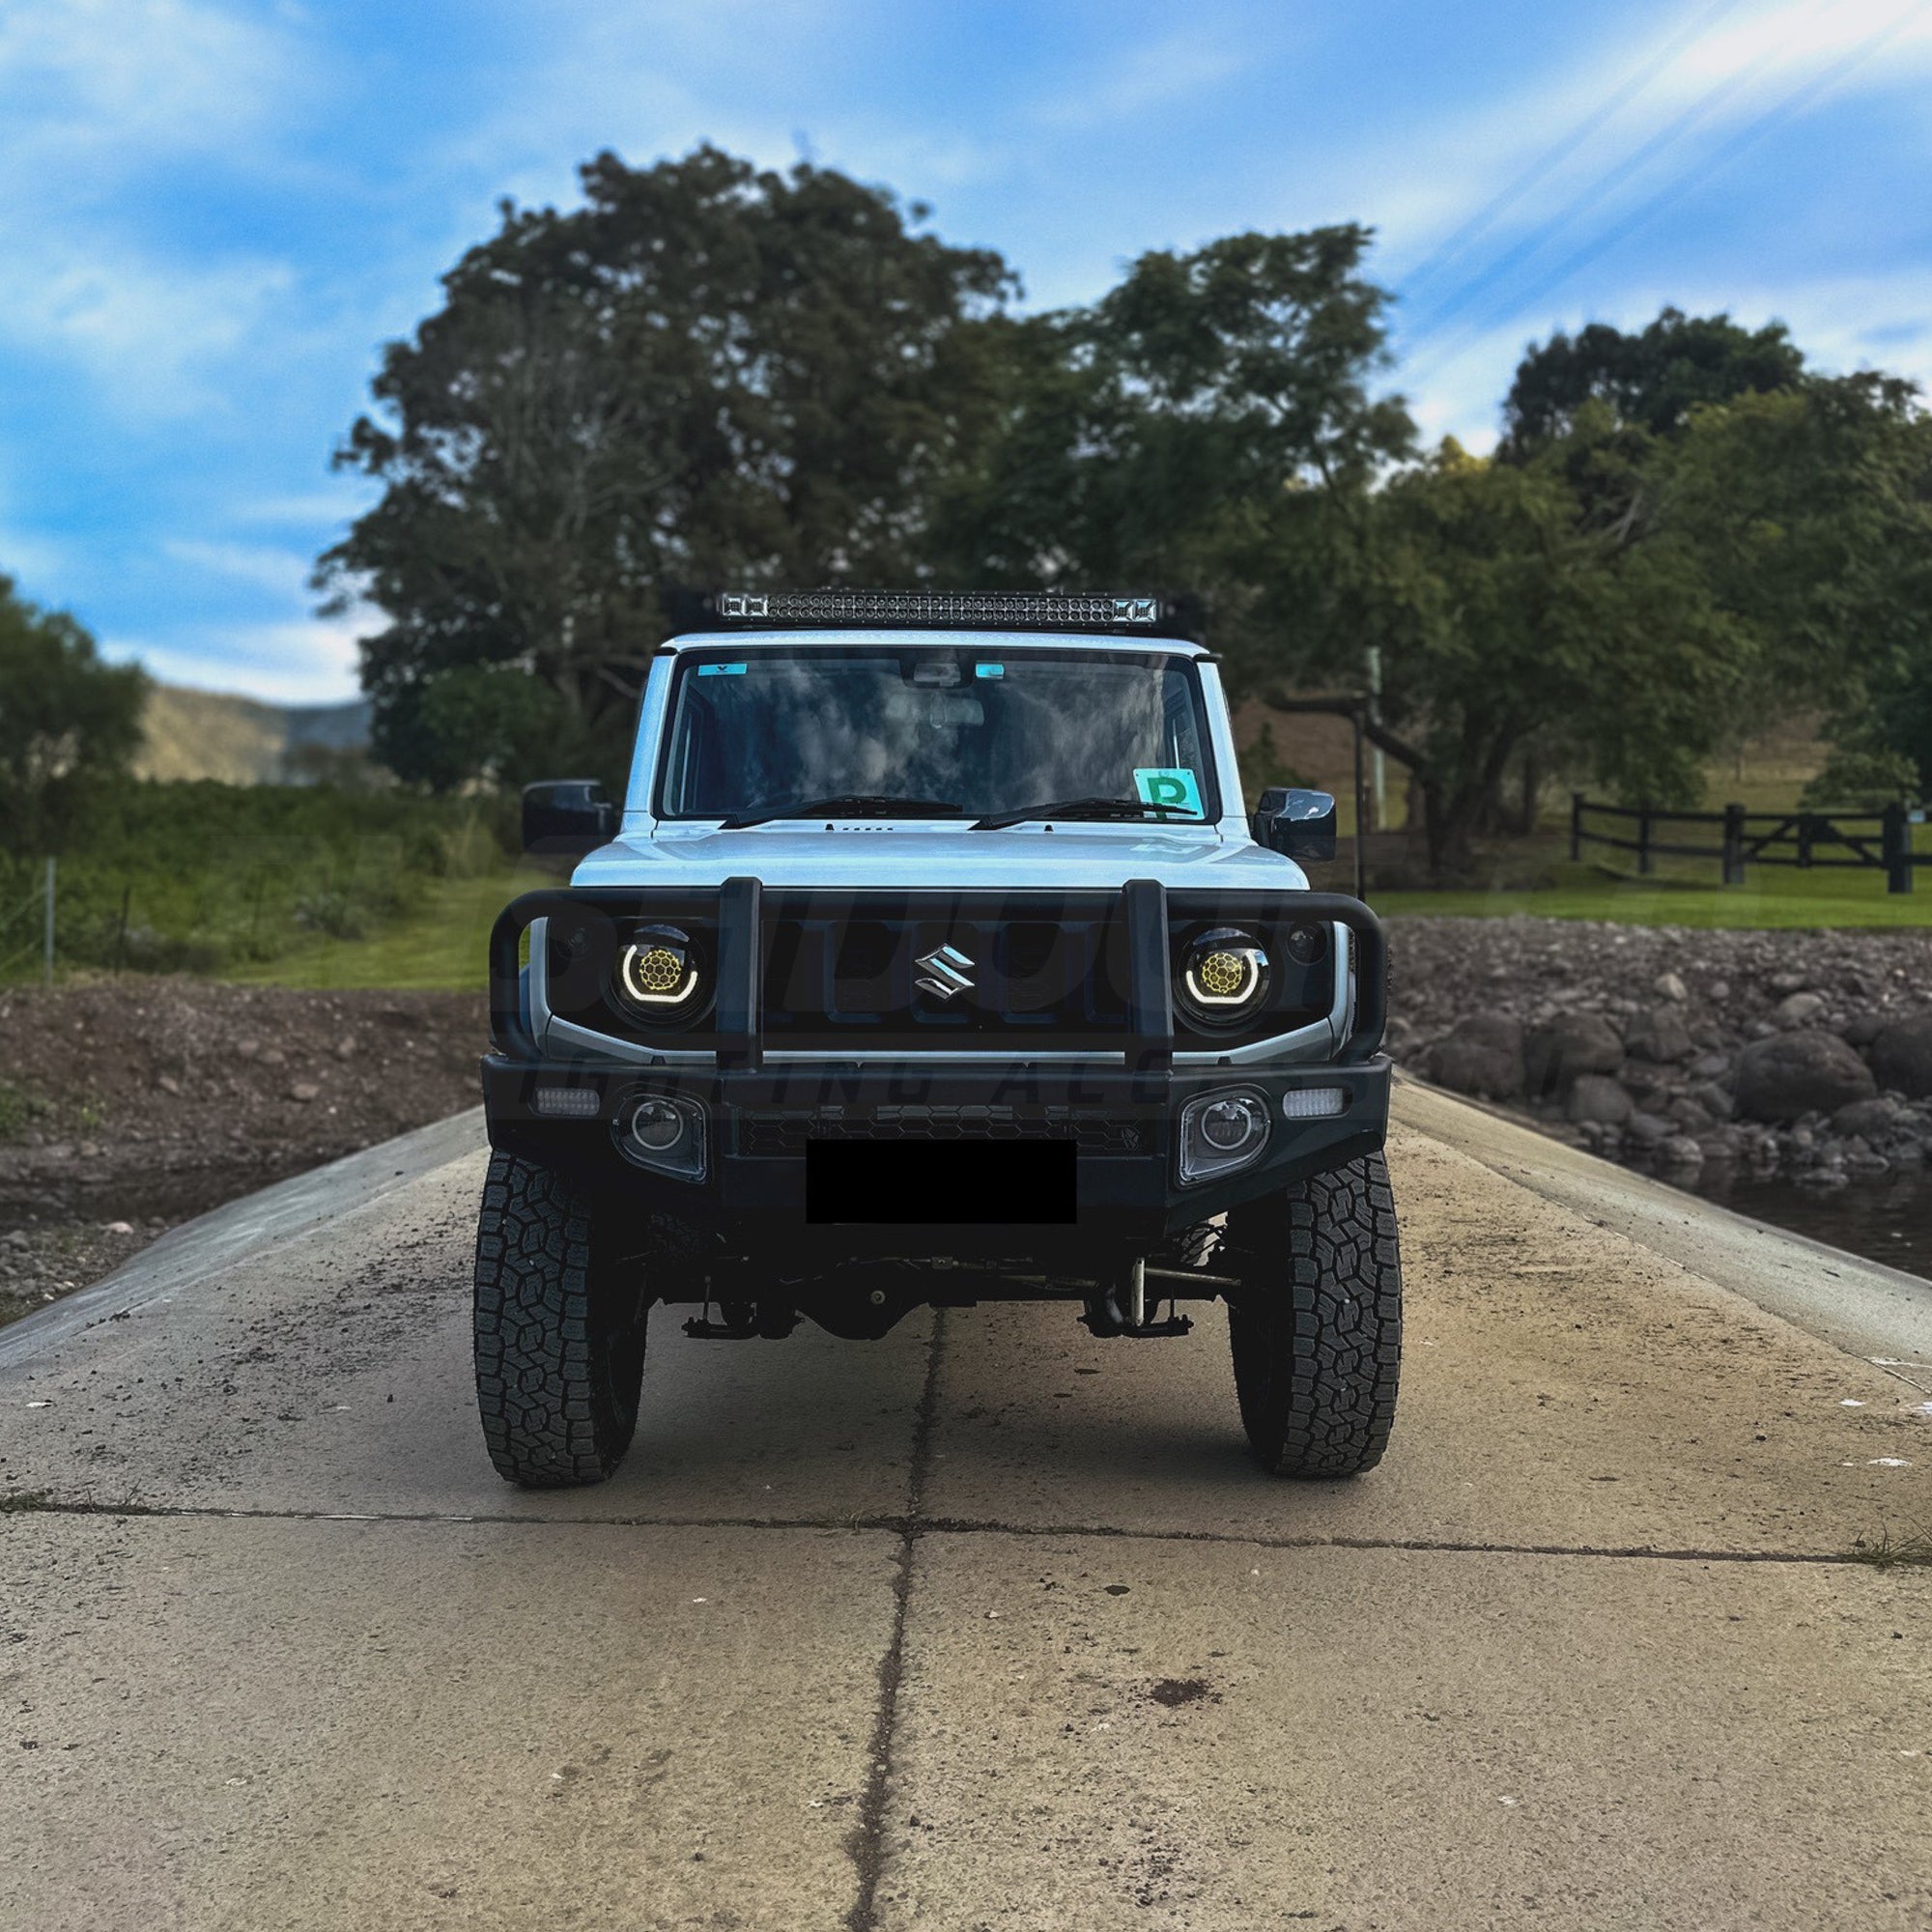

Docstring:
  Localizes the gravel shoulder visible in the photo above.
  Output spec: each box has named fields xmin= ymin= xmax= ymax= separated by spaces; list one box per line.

xmin=0 ymin=980 xmax=486 ymax=1325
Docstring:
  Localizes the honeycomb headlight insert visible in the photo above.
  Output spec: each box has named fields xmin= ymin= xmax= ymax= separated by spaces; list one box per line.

xmin=614 ymin=923 xmax=707 ymax=1021
xmin=1178 ymin=926 xmax=1271 ymax=1028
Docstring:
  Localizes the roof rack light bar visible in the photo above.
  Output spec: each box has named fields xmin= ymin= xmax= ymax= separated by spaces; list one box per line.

xmin=713 ymin=589 xmax=1170 ymax=634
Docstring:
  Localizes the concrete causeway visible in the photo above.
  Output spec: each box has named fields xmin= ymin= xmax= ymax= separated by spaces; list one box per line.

xmin=2 ymin=1091 xmax=1928 ymax=1928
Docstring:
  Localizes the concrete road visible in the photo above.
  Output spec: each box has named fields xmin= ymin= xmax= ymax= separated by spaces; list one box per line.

xmin=2 ymin=1093 xmax=1929 ymax=1930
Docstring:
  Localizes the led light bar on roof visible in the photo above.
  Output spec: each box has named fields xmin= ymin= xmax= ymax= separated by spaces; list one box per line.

xmin=712 ymin=589 xmax=1169 ymax=633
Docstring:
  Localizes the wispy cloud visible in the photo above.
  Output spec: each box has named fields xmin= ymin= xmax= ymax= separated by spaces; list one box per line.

xmin=0 ymin=0 xmax=313 ymax=412
xmin=106 ymin=608 xmax=374 ymax=705
xmin=162 ymin=539 xmax=314 ymax=597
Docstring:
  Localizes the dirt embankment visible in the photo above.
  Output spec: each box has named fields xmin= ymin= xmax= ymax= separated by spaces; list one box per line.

xmin=1386 ymin=920 xmax=1932 ymax=1189
xmin=0 ymin=981 xmax=486 ymax=1326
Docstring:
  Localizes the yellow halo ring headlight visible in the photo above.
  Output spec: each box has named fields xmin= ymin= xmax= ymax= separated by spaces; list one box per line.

xmin=616 ymin=925 xmax=704 ymax=1012
xmin=1179 ymin=928 xmax=1271 ymax=1025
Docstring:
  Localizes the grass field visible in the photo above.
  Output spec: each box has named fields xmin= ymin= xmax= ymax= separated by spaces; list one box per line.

xmin=204 ymin=842 xmax=1932 ymax=1001
xmin=221 ymin=864 xmax=543 ymax=990
xmin=1371 ymin=859 xmax=1932 ymax=928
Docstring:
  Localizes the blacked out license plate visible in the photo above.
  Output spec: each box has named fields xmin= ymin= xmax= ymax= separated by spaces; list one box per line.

xmin=805 ymin=1138 xmax=1076 ymax=1225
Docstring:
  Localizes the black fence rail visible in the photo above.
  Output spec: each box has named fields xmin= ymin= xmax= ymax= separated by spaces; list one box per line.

xmin=1571 ymin=793 xmax=1927 ymax=893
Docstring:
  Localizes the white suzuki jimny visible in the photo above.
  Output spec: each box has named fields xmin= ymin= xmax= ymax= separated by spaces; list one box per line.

xmin=476 ymin=591 xmax=1401 ymax=1487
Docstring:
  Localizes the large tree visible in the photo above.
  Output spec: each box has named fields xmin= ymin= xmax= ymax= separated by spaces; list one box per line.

xmin=1498 ymin=305 xmax=1805 ymax=455
xmin=1662 ymin=375 xmax=1932 ymax=803
xmin=1308 ymin=427 xmax=1755 ymax=872
xmin=930 ymin=225 xmax=1415 ymax=669
xmin=321 ymin=145 xmax=1013 ymax=789
xmin=0 ymin=575 xmax=147 ymax=852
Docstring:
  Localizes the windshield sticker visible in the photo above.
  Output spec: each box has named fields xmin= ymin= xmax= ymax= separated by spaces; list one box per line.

xmin=975 ymin=662 xmax=1005 ymax=679
xmin=697 ymin=662 xmax=748 ymax=677
xmin=1134 ymin=767 xmax=1204 ymax=816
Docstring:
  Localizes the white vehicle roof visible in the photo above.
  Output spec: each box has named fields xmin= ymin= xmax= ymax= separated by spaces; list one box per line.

xmin=660 ymin=628 xmax=1208 ymax=655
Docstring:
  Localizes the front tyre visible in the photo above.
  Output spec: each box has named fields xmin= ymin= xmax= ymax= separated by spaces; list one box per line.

xmin=472 ymin=1151 xmax=648 ymax=1487
xmin=1224 ymin=1153 xmax=1403 ymax=1479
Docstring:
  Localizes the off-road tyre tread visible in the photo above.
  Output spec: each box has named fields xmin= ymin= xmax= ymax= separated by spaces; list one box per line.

xmin=1226 ymin=1153 xmax=1403 ymax=1479
xmin=473 ymin=1151 xmax=645 ymax=1488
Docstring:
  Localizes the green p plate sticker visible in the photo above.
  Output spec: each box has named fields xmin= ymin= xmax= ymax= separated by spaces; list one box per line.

xmin=1133 ymin=768 xmax=1203 ymax=817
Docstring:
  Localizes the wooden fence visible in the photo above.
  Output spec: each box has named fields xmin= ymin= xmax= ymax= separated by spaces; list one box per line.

xmin=1570 ymin=794 xmax=1926 ymax=893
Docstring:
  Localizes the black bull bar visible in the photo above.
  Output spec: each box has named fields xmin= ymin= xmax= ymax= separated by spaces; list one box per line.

xmin=489 ymin=880 xmax=1387 ymax=1068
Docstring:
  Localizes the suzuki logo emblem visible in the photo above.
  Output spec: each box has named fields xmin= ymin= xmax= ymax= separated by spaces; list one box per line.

xmin=915 ymin=943 xmax=974 ymax=1000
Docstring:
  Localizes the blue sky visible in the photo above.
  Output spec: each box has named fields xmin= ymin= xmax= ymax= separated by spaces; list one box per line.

xmin=1 ymin=0 xmax=1926 ymax=702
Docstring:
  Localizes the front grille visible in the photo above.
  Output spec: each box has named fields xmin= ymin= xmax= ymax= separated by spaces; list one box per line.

xmin=734 ymin=1105 xmax=1148 ymax=1157
xmin=760 ymin=893 xmax=1130 ymax=1049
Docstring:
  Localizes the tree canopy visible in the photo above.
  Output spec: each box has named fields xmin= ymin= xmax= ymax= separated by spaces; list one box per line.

xmin=1498 ymin=305 xmax=1806 ymax=454
xmin=324 ymin=148 xmax=1932 ymax=876
xmin=320 ymin=144 xmax=1012 ymax=788
xmin=0 ymin=575 xmax=147 ymax=853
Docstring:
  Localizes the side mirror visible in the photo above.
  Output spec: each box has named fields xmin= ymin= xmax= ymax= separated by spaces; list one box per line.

xmin=523 ymin=779 xmax=617 ymax=858
xmin=1252 ymin=786 xmax=1337 ymax=863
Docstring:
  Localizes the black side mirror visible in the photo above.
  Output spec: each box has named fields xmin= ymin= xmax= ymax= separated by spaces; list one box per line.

xmin=1252 ymin=786 xmax=1337 ymax=863
xmin=523 ymin=779 xmax=617 ymax=858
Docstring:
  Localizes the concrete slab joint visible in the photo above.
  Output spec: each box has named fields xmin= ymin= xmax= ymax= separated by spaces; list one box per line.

xmin=0 ymin=1092 xmax=1927 ymax=1929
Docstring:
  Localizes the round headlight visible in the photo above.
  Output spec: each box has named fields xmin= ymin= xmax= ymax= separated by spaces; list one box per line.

xmin=615 ymin=923 xmax=706 ymax=1018
xmin=1178 ymin=927 xmax=1271 ymax=1027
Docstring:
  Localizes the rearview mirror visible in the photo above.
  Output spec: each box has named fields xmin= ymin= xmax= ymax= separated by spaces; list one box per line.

xmin=1252 ymin=786 xmax=1337 ymax=863
xmin=523 ymin=779 xmax=617 ymax=858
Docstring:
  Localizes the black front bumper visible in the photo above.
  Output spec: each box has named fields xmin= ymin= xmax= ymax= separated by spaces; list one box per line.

xmin=482 ymin=879 xmax=1390 ymax=1262
xmin=482 ymin=1052 xmax=1390 ymax=1249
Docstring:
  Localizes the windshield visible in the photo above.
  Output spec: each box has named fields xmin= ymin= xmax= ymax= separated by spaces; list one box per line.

xmin=655 ymin=645 xmax=1220 ymax=822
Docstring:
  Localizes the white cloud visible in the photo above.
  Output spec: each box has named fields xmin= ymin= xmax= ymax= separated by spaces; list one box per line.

xmin=1023 ymin=27 xmax=1252 ymax=131
xmin=162 ymin=539 xmax=314 ymax=596
xmin=0 ymin=0 xmax=312 ymax=412
xmin=105 ymin=608 xmax=374 ymax=705
xmin=1341 ymin=0 xmax=1932 ymax=290
xmin=0 ymin=0 xmax=288 ymax=158
xmin=231 ymin=487 xmax=374 ymax=529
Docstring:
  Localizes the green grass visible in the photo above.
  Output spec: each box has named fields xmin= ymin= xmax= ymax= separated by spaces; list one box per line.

xmin=221 ymin=863 xmax=546 ymax=990
xmin=1372 ymin=859 xmax=1932 ymax=929
xmin=1848 ymin=1525 xmax=1932 ymax=1569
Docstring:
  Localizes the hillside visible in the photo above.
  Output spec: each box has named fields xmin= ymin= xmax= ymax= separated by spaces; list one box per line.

xmin=133 ymin=683 xmax=371 ymax=785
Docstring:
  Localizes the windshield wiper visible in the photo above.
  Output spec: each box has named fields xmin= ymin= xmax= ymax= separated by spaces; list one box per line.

xmin=717 ymin=793 xmax=962 ymax=830
xmin=970 ymin=795 xmax=1204 ymax=832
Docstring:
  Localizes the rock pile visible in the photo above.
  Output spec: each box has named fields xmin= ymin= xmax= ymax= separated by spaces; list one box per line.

xmin=1385 ymin=918 xmax=1932 ymax=1189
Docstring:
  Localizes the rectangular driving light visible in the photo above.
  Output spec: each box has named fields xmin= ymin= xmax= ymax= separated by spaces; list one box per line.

xmin=1280 ymin=1087 xmax=1347 ymax=1120
xmin=531 ymin=1086 xmax=602 ymax=1120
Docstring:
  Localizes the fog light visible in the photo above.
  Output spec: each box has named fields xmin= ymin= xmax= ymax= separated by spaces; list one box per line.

xmin=1177 ymin=1088 xmax=1270 ymax=1186
xmin=532 ymin=1085 xmax=600 ymax=1120
xmin=615 ymin=1093 xmax=707 ymax=1180
xmin=1280 ymin=1087 xmax=1346 ymax=1120
xmin=629 ymin=1097 xmax=684 ymax=1149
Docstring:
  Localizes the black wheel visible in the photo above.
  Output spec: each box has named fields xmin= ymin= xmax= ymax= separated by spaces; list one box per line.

xmin=472 ymin=1151 xmax=649 ymax=1487
xmin=1223 ymin=1153 xmax=1403 ymax=1478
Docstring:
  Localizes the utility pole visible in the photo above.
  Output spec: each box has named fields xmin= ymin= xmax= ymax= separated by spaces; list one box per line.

xmin=1364 ymin=645 xmax=1386 ymax=833
xmin=43 ymin=858 xmax=55 ymax=985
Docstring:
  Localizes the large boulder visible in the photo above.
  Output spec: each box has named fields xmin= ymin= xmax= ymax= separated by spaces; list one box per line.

xmin=1833 ymin=1096 xmax=1911 ymax=1141
xmin=1525 ymin=1014 xmax=1623 ymax=1096
xmin=1624 ymin=1009 xmax=1694 ymax=1064
xmin=1734 ymin=1030 xmax=1876 ymax=1122
xmin=1870 ymin=1015 xmax=1932 ymax=1098
xmin=1425 ymin=1014 xmax=1525 ymax=1100
xmin=1565 ymin=1073 xmax=1634 ymax=1125
xmin=1775 ymin=990 xmax=1828 ymax=1030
